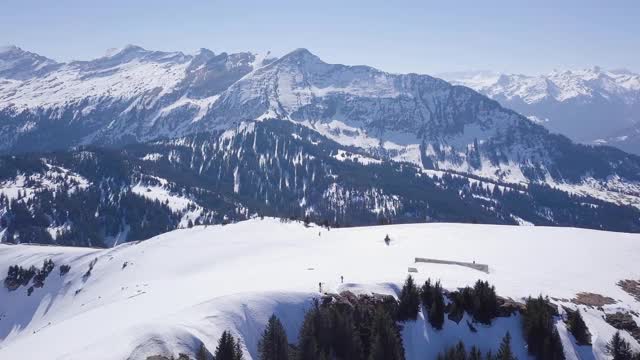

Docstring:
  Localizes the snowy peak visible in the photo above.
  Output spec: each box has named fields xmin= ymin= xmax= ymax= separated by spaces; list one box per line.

xmin=442 ymin=67 xmax=640 ymax=104
xmin=277 ymin=47 xmax=323 ymax=65
xmin=440 ymin=67 xmax=640 ymax=151
xmin=79 ymin=45 xmax=190 ymax=68
xmin=0 ymin=45 xmax=57 ymax=79
xmin=0 ymin=45 xmax=20 ymax=54
xmin=103 ymin=44 xmax=147 ymax=58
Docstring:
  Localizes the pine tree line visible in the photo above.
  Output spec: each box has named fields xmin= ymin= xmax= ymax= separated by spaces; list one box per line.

xmin=419 ymin=278 xmax=499 ymax=329
xmin=157 ymin=281 xmax=640 ymax=360
xmin=437 ymin=332 xmax=516 ymax=360
xmin=170 ymin=289 xmax=629 ymax=360
xmin=4 ymin=258 xmax=56 ymax=291
xmin=446 ymin=280 xmax=499 ymax=325
xmin=253 ymin=292 xmax=405 ymax=360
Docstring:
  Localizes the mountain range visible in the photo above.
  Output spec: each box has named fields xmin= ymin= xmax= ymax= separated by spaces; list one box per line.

xmin=2 ymin=44 xmax=640 ymax=360
xmin=440 ymin=67 xmax=640 ymax=154
xmin=2 ymin=45 xmax=640 ymax=243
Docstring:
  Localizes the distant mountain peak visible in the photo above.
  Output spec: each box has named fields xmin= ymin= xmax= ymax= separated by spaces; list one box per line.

xmin=103 ymin=47 xmax=120 ymax=57
xmin=0 ymin=45 xmax=21 ymax=54
xmin=195 ymin=48 xmax=215 ymax=57
xmin=104 ymin=44 xmax=148 ymax=58
xmin=288 ymin=47 xmax=313 ymax=56
xmin=0 ymin=45 xmax=53 ymax=61
xmin=0 ymin=45 xmax=57 ymax=79
xmin=442 ymin=66 xmax=640 ymax=152
xmin=279 ymin=48 xmax=322 ymax=64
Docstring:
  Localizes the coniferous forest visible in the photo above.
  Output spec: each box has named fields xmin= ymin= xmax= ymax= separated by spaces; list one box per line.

xmin=143 ymin=277 xmax=636 ymax=360
xmin=3 ymin=120 xmax=640 ymax=249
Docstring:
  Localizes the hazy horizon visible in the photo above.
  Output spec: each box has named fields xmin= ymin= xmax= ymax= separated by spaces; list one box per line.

xmin=2 ymin=0 xmax=639 ymax=75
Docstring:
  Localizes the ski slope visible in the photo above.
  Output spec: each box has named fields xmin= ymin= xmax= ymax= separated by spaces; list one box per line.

xmin=1 ymin=218 xmax=639 ymax=359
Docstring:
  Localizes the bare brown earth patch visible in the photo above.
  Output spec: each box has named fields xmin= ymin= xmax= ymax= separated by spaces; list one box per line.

xmin=571 ymin=292 xmax=616 ymax=307
xmin=617 ymin=279 xmax=640 ymax=302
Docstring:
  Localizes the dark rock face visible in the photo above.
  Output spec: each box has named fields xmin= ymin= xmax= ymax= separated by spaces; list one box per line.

xmin=497 ymin=297 xmax=526 ymax=317
xmin=605 ymin=312 xmax=640 ymax=341
xmin=618 ymin=279 xmax=640 ymax=302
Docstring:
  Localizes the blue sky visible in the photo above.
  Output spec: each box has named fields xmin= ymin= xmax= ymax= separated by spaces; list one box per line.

xmin=1 ymin=0 xmax=638 ymax=74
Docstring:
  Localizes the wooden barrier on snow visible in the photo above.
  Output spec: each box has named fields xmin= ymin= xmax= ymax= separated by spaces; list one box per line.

xmin=414 ymin=257 xmax=489 ymax=273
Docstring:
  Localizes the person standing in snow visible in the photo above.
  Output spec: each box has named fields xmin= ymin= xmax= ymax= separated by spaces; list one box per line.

xmin=341 ymin=275 xmax=344 ymax=284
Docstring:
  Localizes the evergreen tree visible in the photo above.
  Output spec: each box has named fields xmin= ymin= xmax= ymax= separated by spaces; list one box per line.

xmin=429 ymin=281 xmax=445 ymax=330
xmin=469 ymin=346 xmax=483 ymax=360
xmin=453 ymin=341 xmax=467 ymax=359
xmin=397 ymin=275 xmax=420 ymax=321
xmin=566 ymin=308 xmax=590 ymax=345
xmin=295 ymin=301 xmax=363 ymax=360
xmin=259 ymin=314 xmax=289 ymax=360
xmin=420 ymin=278 xmax=434 ymax=309
xmin=471 ymin=280 xmax=499 ymax=324
xmin=496 ymin=332 xmax=516 ymax=360
xmin=437 ymin=341 xmax=467 ymax=360
xmin=297 ymin=309 xmax=323 ymax=360
xmin=437 ymin=342 xmax=498 ymax=360
xmin=522 ymin=296 xmax=564 ymax=360
xmin=234 ymin=341 xmax=244 ymax=360
xmin=368 ymin=306 xmax=404 ymax=360
xmin=542 ymin=327 xmax=564 ymax=360
xmin=214 ymin=331 xmax=243 ymax=360
xmin=330 ymin=307 xmax=363 ymax=360
xmin=606 ymin=331 xmax=633 ymax=360
xmin=196 ymin=343 xmax=209 ymax=360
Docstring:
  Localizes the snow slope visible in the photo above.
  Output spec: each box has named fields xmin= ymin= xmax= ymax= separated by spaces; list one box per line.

xmin=1 ymin=218 xmax=639 ymax=359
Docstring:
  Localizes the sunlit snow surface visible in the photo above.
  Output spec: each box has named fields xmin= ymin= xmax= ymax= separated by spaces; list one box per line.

xmin=1 ymin=218 xmax=639 ymax=359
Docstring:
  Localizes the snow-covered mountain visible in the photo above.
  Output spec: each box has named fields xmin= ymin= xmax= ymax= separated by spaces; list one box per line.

xmin=440 ymin=68 xmax=640 ymax=153
xmin=1 ymin=218 xmax=639 ymax=359
xmin=4 ymin=46 xmax=640 ymax=237
xmin=0 ymin=45 xmax=57 ymax=79
xmin=0 ymin=45 xmax=276 ymax=151
xmin=0 ymin=46 xmax=637 ymax=184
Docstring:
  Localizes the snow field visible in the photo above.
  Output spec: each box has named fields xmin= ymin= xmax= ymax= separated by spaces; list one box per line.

xmin=0 ymin=218 xmax=639 ymax=359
